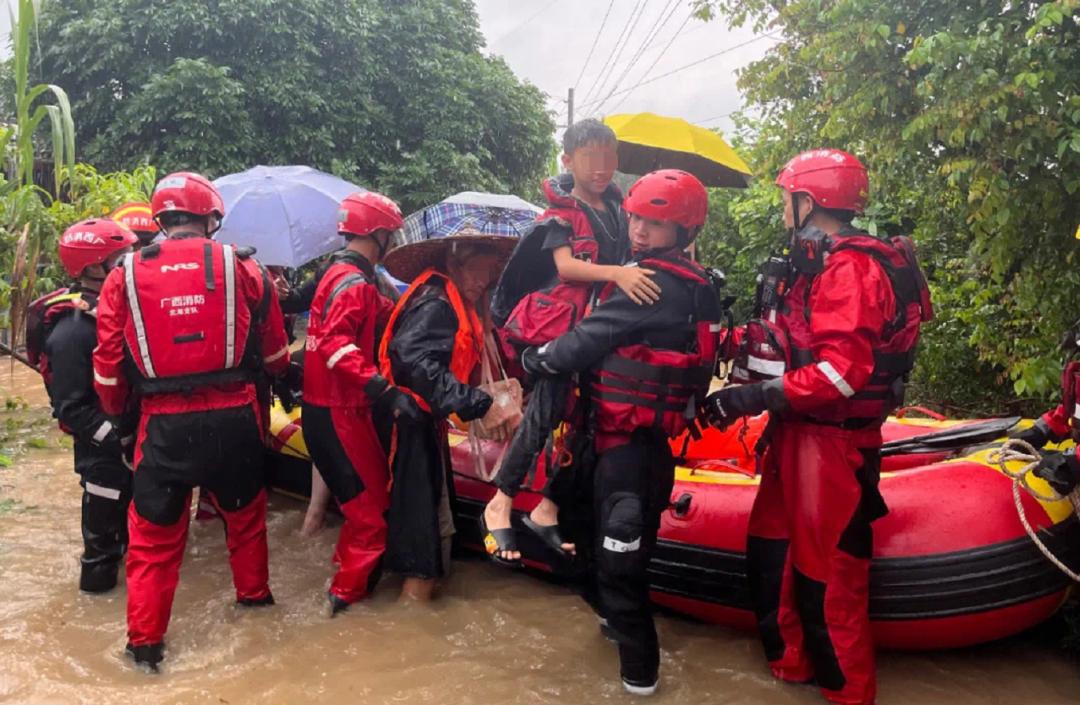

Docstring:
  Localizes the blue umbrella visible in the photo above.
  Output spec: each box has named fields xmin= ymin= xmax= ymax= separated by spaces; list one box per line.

xmin=400 ymin=191 xmax=541 ymax=248
xmin=214 ymin=165 xmax=364 ymax=268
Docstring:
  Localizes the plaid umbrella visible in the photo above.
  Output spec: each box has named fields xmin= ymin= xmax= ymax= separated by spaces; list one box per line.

xmin=400 ymin=191 xmax=541 ymax=248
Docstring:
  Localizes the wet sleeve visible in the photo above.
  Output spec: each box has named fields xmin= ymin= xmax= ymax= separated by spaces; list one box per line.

xmin=316 ymin=281 xmax=385 ymax=399
xmin=540 ymin=279 xmax=678 ymax=373
xmin=279 ymin=275 xmax=317 ymax=314
xmin=540 ymin=222 xmax=572 ymax=252
xmin=47 ymin=315 xmax=121 ymax=450
xmin=242 ymin=259 xmax=290 ymax=377
xmin=779 ymin=253 xmax=893 ymax=413
xmin=388 ymin=298 xmax=492 ymax=421
xmin=92 ymin=267 xmax=133 ymax=417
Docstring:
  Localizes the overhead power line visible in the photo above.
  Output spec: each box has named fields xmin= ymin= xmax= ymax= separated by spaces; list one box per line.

xmin=588 ymin=0 xmax=682 ymax=116
xmin=594 ymin=6 xmax=694 ymax=117
xmin=693 ymin=110 xmax=737 ymax=125
xmin=579 ymin=33 xmax=780 ymax=113
xmin=573 ymin=0 xmax=616 ymax=92
xmin=579 ymin=0 xmax=647 ymax=110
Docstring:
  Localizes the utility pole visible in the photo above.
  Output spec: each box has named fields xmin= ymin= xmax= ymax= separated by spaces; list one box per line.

xmin=567 ymin=87 xmax=575 ymax=127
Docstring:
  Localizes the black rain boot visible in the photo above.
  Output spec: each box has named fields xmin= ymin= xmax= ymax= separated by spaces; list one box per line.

xmin=79 ymin=561 xmax=119 ymax=594
xmin=328 ymin=592 xmax=350 ymax=616
xmin=619 ymin=642 xmax=659 ymax=696
xmin=237 ymin=592 xmax=275 ymax=607
xmin=125 ymin=642 xmax=165 ymax=673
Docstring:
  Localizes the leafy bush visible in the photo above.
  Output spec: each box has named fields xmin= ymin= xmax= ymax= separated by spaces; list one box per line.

xmin=692 ymin=0 xmax=1080 ymax=414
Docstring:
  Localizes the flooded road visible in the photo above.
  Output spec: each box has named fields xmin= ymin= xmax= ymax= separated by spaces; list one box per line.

xmin=1 ymin=363 xmax=1078 ymax=704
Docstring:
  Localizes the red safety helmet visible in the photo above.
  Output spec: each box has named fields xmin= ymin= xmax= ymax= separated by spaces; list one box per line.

xmin=58 ymin=218 xmax=138 ymax=278
xmin=337 ymin=191 xmax=403 ymax=237
xmin=775 ymin=149 xmax=868 ymax=214
xmin=623 ymin=169 xmax=709 ymax=240
xmin=111 ymin=202 xmax=155 ymax=233
xmin=151 ymin=171 xmax=225 ymax=220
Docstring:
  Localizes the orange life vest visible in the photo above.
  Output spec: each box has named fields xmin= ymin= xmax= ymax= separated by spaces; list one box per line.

xmin=378 ymin=268 xmax=483 ymax=412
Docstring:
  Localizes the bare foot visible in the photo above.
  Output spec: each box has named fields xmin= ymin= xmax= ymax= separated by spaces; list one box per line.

xmin=399 ymin=577 xmax=437 ymax=602
xmin=301 ymin=466 xmax=332 ymax=537
xmin=482 ymin=491 xmax=521 ymax=562
xmin=299 ymin=509 xmax=325 ymax=537
xmin=527 ymin=497 xmax=575 ymax=555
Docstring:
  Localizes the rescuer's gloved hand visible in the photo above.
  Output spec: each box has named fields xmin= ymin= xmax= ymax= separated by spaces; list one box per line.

xmin=703 ymin=383 xmax=768 ymax=430
xmin=272 ymin=362 xmax=304 ymax=412
xmin=521 ymin=346 xmax=558 ymax=377
xmin=1033 ymin=452 xmax=1080 ymax=497
xmin=377 ymin=386 xmax=425 ymax=424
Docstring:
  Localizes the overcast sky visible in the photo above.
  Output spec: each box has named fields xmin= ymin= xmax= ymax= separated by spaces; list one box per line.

xmin=1 ymin=1 xmax=773 ymax=134
xmin=474 ymin=0 xmax=773 ymax=135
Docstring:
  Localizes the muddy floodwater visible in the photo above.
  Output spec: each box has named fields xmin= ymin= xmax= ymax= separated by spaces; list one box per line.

xmin=1 ymin=364 xmax=1078 ymax=704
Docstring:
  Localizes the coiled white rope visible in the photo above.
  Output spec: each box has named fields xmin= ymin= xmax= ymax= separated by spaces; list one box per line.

xmin=989 ymin=439 xmax=1080 ymax=583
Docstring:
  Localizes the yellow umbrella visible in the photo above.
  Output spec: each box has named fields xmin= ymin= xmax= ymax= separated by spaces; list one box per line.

xmin=603 ymin=112 xmax=753 ymax=188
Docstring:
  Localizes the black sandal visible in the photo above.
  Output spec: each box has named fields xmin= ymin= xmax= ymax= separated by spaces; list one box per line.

xmin=479 ymin=514 xmax=521 ymax=569
xmin=521 ymin=515 xmax=574 ymax=559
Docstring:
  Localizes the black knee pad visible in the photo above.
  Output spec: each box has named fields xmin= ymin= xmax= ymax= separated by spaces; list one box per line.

xmin=746 ymin=536 xmax=790 ymax=663
xmin=599 ymin=491 xmax=646 ymax=577
xmin=132 ymin=472 xmax=188 ymax=526
xmin=793 ymin=568 xmax=846 ymax=691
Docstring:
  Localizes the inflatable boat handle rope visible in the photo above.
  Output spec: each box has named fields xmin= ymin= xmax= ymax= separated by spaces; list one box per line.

xmin=990 ymin=439 xmax=1080 ymax=582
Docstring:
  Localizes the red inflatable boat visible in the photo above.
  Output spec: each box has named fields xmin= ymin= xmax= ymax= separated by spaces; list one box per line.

xmin=268 ymin=406 xmax=1079 ymax=651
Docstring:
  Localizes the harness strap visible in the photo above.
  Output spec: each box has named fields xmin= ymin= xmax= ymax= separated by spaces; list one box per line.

xmin=591 ymin=388 xmax=689 ymax=413
xmin=136 ymin=367 xmax=256 ymax=394
xmin=595 ymin=372 xmax=703 ymax=396
xmin=598 ymin=355 xmax=713 ymax=387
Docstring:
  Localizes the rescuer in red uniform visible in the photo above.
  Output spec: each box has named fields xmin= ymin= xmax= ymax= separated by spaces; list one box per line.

xmin=1013 ymin=323 xmax=1080 ymax=496
xmin=302 ymin=191 xmax=422 ymax=614
xmin=111 ymin=201 xmax=160 ymax=249
xmin=519 ymin=170 xmax=722 ymax=695
xmin=29 ymin=219 xmax=138 ymax=594
xmin=93 ymin=171 xmax=291 ymax=671
xmin=705 ymin=150 xmax=933 ymax=705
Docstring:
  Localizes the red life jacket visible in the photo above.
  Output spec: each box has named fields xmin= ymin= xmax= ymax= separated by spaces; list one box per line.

xmin=591 ymin=256 xmax=721 ymax=439
xmin=26 ymin=288 xmax=77 ymax=379
xmin=537 ymin=177 xmax=603 ymax=265
xmin=499 ymin=182 xmax=604 ymax=352
xmin=729 ymin=318 xmax=791 ymax=385
xmin=1062 ymin=360 xmax=1080 ymax=443
xmin=378 ymin=268 xmax=483 ymax=413
xmin=779 ymin=233 xmax=933 ymax=424
xmin=121 ymin=238 xmax=267 ymax=394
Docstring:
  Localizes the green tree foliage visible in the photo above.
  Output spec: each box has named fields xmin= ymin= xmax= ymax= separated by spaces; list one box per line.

xmin=32 ymin=0 xmax=555 ymax=212
xmin=692 ymin=0 xmax=1080 ymax=414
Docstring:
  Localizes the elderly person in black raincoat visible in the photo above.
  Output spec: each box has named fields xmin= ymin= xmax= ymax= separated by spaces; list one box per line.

xmin=378 ymin=228 xmax=518 ymax=600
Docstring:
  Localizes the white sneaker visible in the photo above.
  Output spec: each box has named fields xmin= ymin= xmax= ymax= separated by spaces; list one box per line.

xmin=622 ymin=679 xmax=658 ymax=696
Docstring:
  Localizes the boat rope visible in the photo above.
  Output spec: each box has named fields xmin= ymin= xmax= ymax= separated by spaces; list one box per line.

xmin=989 ymin=439 xmax=1080 ymax=583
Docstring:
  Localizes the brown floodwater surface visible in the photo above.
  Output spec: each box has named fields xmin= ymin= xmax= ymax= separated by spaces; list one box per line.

xmin=1 ymin=363 xmax=1078 ymax=704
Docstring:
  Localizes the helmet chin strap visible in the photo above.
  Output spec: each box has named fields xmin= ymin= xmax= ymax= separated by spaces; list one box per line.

xmin=789 ymin=193 xmax=817 ymax=241
xmin=375 ymin=231 xmax=391 ymax=260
